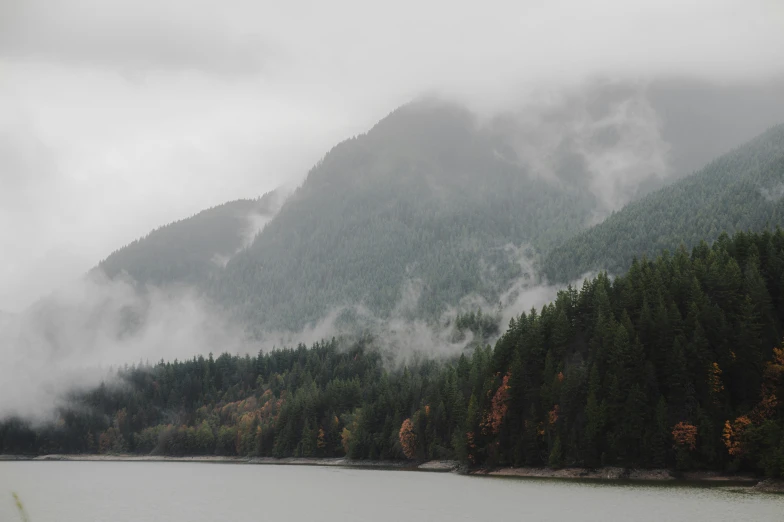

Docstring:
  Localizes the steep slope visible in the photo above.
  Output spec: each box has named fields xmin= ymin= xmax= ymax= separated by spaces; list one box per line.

xmin=214 ymin=101 xmax=599 ymax=332
xmin=96 ymin=190 xmax=283 ymax=287
xmin=544 ymin=124 xmax=784 ymax=282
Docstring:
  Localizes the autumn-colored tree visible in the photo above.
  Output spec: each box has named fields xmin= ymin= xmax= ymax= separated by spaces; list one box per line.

xmin=722 ymin=416 xmax=751 ymax=456
xmin=399 ymin=418 xmax=417 ymax=459
xmin=709 ymin=362 xmax=724 ymax=400
xmin=481 ymin=373 xmax=510 ymax=435
xmin=341 ymin=427 xmax=352 ymax=455
xmin=116 ymin=408 xmax=128 ymax=433
xmin=466 ymin=431 xmax=477 ymax=464
xmin=548 ymin=405 xmax=560 ymax=427
xmin=98 ymin=426 xmax=126 ymax=454
xmin=755 ymin=345 xmax=784 ymax=421
xmin=672 ymin=422 xmax=697 ymax=451
xmin=720 ymin=343 xmax=784 ymax=459
xmin=317 ymin=428 xmax=326 ymax=450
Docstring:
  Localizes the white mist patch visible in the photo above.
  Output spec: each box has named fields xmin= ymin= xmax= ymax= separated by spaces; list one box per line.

xmin=491 ymin=81 xmax=672 ymax=219
xmin=576 ymin=90 xmax=671 ymax=219
xmin=242 ymin=213 xmax=273 ymax=248
xmin=459 ymin=243 xmax=597 ymax=332
xmin=0 ymin=273 xmax=251 ymax=421
xmin=251 ymin=245 xmax=596 ymax=368
xmin=759 ymin=183 xmax=784 ymax=203
xmin=212 ymin=188 xmax=291 ymax=268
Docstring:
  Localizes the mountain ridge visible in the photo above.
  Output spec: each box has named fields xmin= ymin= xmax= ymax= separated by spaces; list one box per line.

xmin=544 ymin=123 xmax=784 ymax=282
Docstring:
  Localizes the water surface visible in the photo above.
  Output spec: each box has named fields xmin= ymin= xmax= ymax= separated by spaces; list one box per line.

xmin=1 ymin=462 xmax=782 ymax=522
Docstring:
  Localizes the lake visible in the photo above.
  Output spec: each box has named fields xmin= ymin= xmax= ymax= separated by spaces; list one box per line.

xmin=1 ymin=462 xmax=783 ymax=521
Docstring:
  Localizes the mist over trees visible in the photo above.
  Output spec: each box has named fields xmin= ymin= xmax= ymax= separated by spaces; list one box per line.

xmin=210 ymin=100 xmax=600 ymax=332
xmin=4 ymin=229 xmax=784 ymax=477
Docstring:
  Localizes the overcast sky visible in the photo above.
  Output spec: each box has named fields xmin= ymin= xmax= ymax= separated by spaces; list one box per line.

xmin=1 ymin=0 xmax=783 ymax=312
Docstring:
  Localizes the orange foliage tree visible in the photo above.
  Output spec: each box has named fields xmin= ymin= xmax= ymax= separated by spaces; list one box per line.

xmin=481 ymin=373 xmax=510 ymax=435
xmin=672 ymin=422 xmax=698 ymax=451
xmin=709 ymin=362 xmax=724 ymax=402
xmin=548 ymin=405 xmax=560 ymax=427
xmin=341 ymin=427 xmax=352 ymax=455
xmin=465 ymin=431 xmax=477 ymax=464
xmin=722 ymin=344 xmax=784 ymax=457
xmin=722 ymin=416 xmax=752 ymax=456
xmin=399 ymin=418 xmax=417 ymax=459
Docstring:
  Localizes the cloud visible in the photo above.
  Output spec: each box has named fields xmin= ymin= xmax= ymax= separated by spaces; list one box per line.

xmin=0 ymin=0 xmax=274 ymax=75
xmin=0 ymin=272 xmax=254 ymax=420
xmin=488 ymin=80 xmax=672 ymax=217
xmin=2 ymin=0 xmax=783 ymax=312
xmin=759 ymin=183 xmax=784 ymax=203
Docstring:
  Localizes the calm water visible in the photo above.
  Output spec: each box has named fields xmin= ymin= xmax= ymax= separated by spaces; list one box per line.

xmin=1 ymin=462 xmax=783 ymax=522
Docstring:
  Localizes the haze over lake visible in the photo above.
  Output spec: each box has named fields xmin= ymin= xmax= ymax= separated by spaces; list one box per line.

xmin=2 ymin=462 xmax=783 ymax=522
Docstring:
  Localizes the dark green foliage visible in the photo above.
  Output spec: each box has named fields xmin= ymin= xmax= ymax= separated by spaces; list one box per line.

xmin=545 ymin=124 xmax=784 ymax=282
xmin=4 ymin=229 xmax=784 ymax=476
xmin=454 ymin=308 xmax=501 ymax=340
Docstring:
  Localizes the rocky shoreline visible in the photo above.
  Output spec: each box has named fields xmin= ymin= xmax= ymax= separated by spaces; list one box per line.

xmin=474 ymin=466 xmax=759 ymax=484
xmin=5 ymin=455 xmax=781 ymax=490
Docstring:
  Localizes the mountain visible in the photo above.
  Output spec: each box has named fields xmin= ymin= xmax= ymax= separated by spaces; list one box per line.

xmin=212 ymin=100 xmax=599 ymax=332
xmin=88 ymin=81 xmax=784 ymax=334
xmin=544 ymin=124 xmax=784 ymax=282
xmin=96 ymin=191 xmax=283 ymax=288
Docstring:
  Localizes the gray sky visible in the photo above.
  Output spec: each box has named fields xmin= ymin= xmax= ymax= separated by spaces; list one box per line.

xmin=2 ymin=0 xmax=784 ymax=312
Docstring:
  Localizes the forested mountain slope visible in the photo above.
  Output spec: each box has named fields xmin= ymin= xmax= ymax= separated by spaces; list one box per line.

xmin=544 ymin=125 xmax=784 ymax=282
xmin=5 ymin=229 xmax=784 ymax=477
xmin=213 ymin=100 xmax=599 ymax=332
xmin=83 ymin=88 xmax=784 ymax=335
xmin=96 ymin=191 xmax=282 ymax=287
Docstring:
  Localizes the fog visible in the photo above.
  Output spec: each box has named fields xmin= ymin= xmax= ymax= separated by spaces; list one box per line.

xmin=0 ymin=273 xmax=253 ymax=420
xmin=0 ymin=235 xmax=593 ymax=422
xmin=2 ymin=0 xmax=784 ymax=419
xmin=2 ymin=0 xmax=784 ymax=311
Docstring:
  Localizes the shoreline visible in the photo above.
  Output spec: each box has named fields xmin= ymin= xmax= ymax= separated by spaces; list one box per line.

xmin=3 ymin=454 xmax=781 ymax=490
xmin=2 ymin=454 xmax=458 ymax=472
xmin=474 ymin=466 xmax=759 ymax=483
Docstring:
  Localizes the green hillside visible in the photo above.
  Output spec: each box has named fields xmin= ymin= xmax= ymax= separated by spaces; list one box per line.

xmin=544 ymin=125 xmax=784 ymax=282
xmin=96 ymin=191 xmax=281 ymax=287
xmin=213 ymin=101 xmax=597 ymax=332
